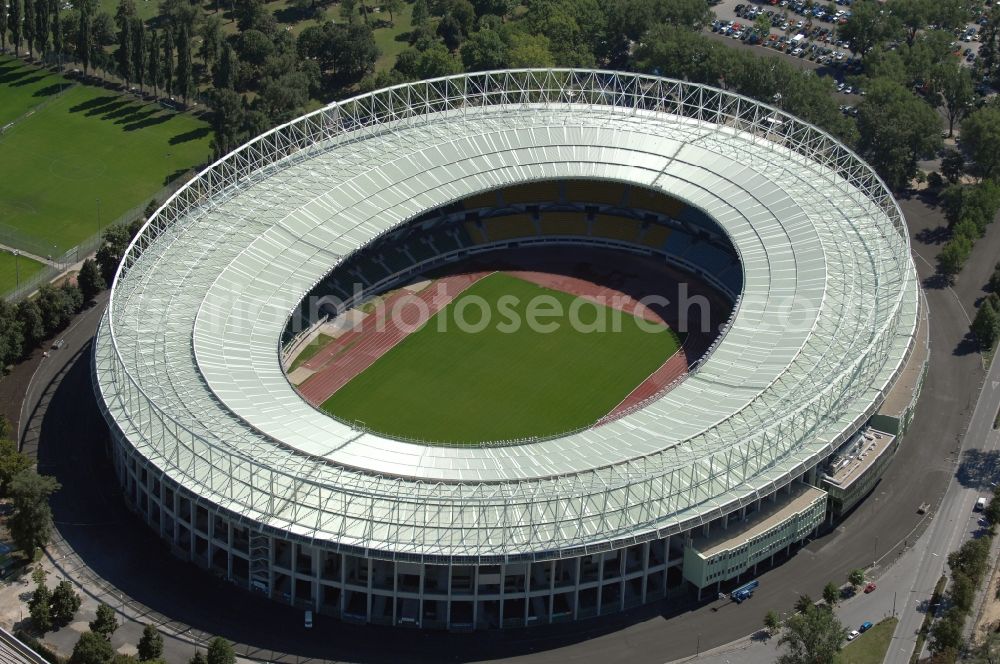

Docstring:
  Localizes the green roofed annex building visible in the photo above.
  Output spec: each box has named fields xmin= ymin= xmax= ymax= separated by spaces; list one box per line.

xmin=93 ymin=70 xmax=927 ymax=630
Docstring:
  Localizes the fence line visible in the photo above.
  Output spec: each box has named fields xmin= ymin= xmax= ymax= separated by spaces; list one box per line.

xmin=1 ymin=169 xmax=198 ymax=302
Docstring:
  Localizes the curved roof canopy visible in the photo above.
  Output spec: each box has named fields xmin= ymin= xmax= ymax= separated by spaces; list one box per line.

xmin=94 ymin=70 xmax=920 ymax=561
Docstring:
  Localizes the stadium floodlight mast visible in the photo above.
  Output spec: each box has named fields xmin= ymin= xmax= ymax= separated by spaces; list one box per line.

xmin=93 ymin=70 xmax=921 ymax=628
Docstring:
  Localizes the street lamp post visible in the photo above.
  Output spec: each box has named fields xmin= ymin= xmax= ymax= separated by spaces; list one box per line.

xmin=873 ymin=536 xmax=878 ymax=566
xmin=13 ymin=250 xmax=19 ymax=290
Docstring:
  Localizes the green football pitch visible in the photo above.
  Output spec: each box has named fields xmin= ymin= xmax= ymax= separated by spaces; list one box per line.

xmin=321 ymin=273 xmax=683 ymax=444
xmin=0 ymin=57 xmax=211 ymax=255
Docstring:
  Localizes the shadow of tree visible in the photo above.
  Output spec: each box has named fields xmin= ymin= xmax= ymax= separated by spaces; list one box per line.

xmin=68 ymin=94 xmax=118 ymax=114
xmin=32 ymin=83 xmax=69 ymax=97
xmin=956 ymin=449 xmax=1000 ymax=489
xmin=9 ymin=74 xmax=47 ymax=88
xmin=169 ymin=126 xmax=211 ymax=144
xmin=954 ymin=332 xmax=981 ymax=357
xmin=115 ymin=107 xmax=159 ymax=124
xmin=124 ymin=113 xmax=174 ymax=131
xmin=163 ymin=168 xmax=189 ymax=185
xmin=923 ymin=272 xmax=951 ymax=290
xmin=915 ymin=226 xmax=950 ymax=246
xmin=99 ymin=101 xmax=144 ymax=122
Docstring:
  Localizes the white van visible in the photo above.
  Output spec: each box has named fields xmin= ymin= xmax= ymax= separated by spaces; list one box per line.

xmin=975 ymin=497 xmax=987 ymax=512
xmin=304 ymin=610 xmax=313 ymax=629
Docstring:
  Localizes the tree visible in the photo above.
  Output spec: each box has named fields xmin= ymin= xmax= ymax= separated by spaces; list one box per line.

xmin=163 ymin=27 xmax=173 ymax=95
xmin=137 ymin=624 xmax=164 ymax=661
xmin=175 ymin=22 xmax=192 ymax=103
xmin=33 ymin=0 xmax=48 ymax=59
xmin=209 ymin=88 xmax=243 ymax=156
xmin=77 ymin=4 xmax=92 ymax=75
xmin=28 ymin=580 xmax=52 ymax=633
xmin=506 ymin=31 xmax=554 ymax=68
xmin=22 ymin=0 xmax=34 ymax=58
xmin=636 ymin=24 xmax=732 ymax=86
xmin=132 ymin=18 xmax=145 ymax=93
xmin=189 ymin=653 xmax=206 ymax=664
xmin=147 ymin=29 xmax=161 ymax=96
xmin=838 ymin=0 xmax=896 ymax=59
xmin=460 ymin=29 xmax=508 ymax=71
xmin=0 ymin=301 xmax=24 ymax=367
xmin=989 ymin=263 xmax=1000 ymax=294
xmin=973 ymin=294 xmax=1000 ymax=351
xmin=847 ymin=568 xmax=865 ymax=590
xmin=382 ymin=0 xmax=402 ymax=24
xmin=822 ymin=581 xmax=839 ymax=608
xmin=0 ymin=0 xmax=8 ymax=51
xmin=941 ymin=149 xmax=965 ymax=185
xmin=437 ymin=12 xmax=465 ymax=50
xmin=213 ymin=42 xmax=236 ymax=90
xmin=930 ymin=607 xmax=965 ymax=654
xmin=938 ymin=234 xmax=974 ymax=279
xmin=0 ymin=439 xmax=32 ymax=497
xmin=962 ymin=107 xmax=1000 ymax=180
xmin=10 ymin=0 xmax=22 ymax=56
xmin=887 ymin=0 xmax=930 ymax=46
xmin=856 ymin=78 xmax=942 ymax=191
xmin=50 ymin=0 xmax=62 ymax=62
xmin=764 ymin=610 xmax=781 ymax=636
xmin=95 ymin=225 xmax=131 ymax=285
xmin=933 ymin=62 xmax=974 ymax=138
xmin=794 ymin=594 xmax=813 ymax=614
xmin=206 ymin=637 xmax=235 ymax=664
xmin=17 ymin=298 xmax=44 ymax=349
xmin=70 ymin=631 xmax=116 ymax=664
xmin=411 ymin=0 xmax=427 ymax=26
xmin=339 ymin=0 xmax=356 ymax=23
xmin=8 ymin=468 xmax=61 ymax=558
xmin=117 ymin=14 xmax=133 ymax=87
xmin=90 ymin=603 xmax=118 ymax=640
xmin=777 ymin=605 xmax=847 ymax=664
xmin=753 ymin=14 xmax=772 ymax=39
xmin=199 ymin=15 xmax=222 ymax=68
xmin=51 ymin=580 xmax=81 ymax=627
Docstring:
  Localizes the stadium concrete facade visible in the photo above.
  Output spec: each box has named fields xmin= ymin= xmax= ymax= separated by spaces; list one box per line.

xmin=93 ymin=70 xmax=926 ymax=629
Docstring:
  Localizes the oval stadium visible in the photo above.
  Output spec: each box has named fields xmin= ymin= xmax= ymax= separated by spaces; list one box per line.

xmin=92 ymin=69 xmax=927 ymax=630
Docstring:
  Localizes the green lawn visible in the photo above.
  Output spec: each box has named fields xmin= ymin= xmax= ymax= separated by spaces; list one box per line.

xmin=0 ymin=250 xmax=46 ymax=297
xmin=0 ymin=75 xmax=211 ymax=253
xmin=835 ymin=618 xmax=897 ymax=664
xmin=290 ymin=333 xmax=336 ymax=372
xmin=322 ymin=273 xmax=682 ymax=443
xmin=0 ymin=57 xmax=76 ymax=127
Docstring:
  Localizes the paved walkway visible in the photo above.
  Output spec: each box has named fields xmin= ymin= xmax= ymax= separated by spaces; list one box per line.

xmin=0 ymin=242 xmax=61 ymax=269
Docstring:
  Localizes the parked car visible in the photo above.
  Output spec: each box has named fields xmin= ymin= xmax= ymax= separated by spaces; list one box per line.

xmin=864 ymin=582 xmax=877 ymax=593
xmin=847 ymin=629 xmax=860 ymax=641
xmin=860 ymin=621 xmax=873 ymax=632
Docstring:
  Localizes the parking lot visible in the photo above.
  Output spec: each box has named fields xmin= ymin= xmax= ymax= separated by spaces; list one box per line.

xmin=703 ymin=0 xmax=991 ymax=104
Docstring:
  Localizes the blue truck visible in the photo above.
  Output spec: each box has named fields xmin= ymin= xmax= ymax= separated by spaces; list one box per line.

xmin=730 ymin=579 xmax=759 ymax=603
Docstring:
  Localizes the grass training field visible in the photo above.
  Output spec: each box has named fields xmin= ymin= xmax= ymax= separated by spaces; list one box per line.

xmin=0 ymin=250 xmax=46 ymax=296
xmin=322 ymin=273 xmax=682 ymax=443
xmin=0 ymin=58 xmax=74 ymax=126
xmin=835 ymin=618 xmax=897 ymax=664
xmin=0 ymin=57 xmax=211 ymax=254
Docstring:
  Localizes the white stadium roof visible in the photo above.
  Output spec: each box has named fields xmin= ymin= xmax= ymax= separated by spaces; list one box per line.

xmin=94 ymin=70 xmax=919 ymax=561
